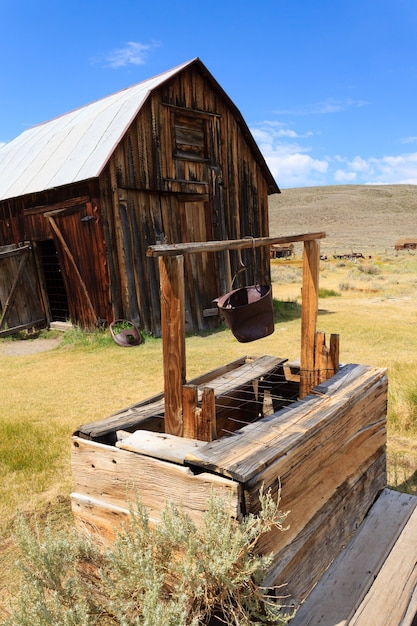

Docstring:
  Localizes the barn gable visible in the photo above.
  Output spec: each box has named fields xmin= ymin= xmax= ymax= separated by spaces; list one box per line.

xmin=0 ymin=58 xmax=279 ymax=337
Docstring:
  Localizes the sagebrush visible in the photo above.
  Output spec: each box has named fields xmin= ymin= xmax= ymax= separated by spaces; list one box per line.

xmin=2 ymin=488 xmax=291 ymax=626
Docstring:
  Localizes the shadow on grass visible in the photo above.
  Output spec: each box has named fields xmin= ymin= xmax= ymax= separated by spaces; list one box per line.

xmin=273 ymin=298 xmax=301 ymax=322
xmin=392 ymin=468 xmax=417 ymax=496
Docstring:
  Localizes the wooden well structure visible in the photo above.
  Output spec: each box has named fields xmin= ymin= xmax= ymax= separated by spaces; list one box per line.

xmin=71 ymin=232 xmax=417 ymax=623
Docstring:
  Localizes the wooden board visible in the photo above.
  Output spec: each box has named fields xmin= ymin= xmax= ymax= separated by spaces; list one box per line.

xmin=71 ymin=436 xmax=241 ymax=531
xmin=194 ymin=355 xmax=286 ymax=399
xmin=289 ymin=489 xmax=417 ymax=626
xmin=71 ymin=493 xmax=131 ymax=541
xmin=116 ymin=430 xmax=206 ymax=464
xmin=349 ymin=495 xmax=417 ymax=626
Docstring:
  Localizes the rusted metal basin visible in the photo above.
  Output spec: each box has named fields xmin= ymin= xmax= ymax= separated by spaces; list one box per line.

xmin=215 ymin=284 xmax=274 ymax=343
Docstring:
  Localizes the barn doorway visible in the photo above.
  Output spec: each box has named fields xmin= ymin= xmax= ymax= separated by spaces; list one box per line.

xmin=37 ymin=239 xmax=70 ymax=322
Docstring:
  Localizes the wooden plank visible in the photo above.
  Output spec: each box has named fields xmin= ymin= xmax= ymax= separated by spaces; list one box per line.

xmin=115 ymin=430 xmax=207 ymax=464
xmin=349 ymin=495 xmax=417 ymax=626
xmin=47 ymin=215 xmax=98 ymax=321
xmin=159 ymin=255 xmax=186 ymax=436
xmin=76 ymin=397 xmax=165 ymax=440
xmin=71 ymin=493 xmax=131 ymax=541
xmin=197 ymin=355 xmax=286 ymax=399
xmin=289 ymin=489 xmax=417 ymax=625
xmin=252 ymin=428 xmax=386 ymax=585
xmin=146 ymin=232 xmax=326 ymax=257
xmin=0 ymin=318 xmax=46 ymax=338
xmin=71 ymin=436 xmax=241 ymax=528
xmin=300 ymin=239 xmax=320 ymax=397
xmin=266 ymin=454 xmax=386 ymax=605
xmin=314 ymin=331 xmax=328 ymax=384
xmin=0 ymin=249 xmax=29 ymax=330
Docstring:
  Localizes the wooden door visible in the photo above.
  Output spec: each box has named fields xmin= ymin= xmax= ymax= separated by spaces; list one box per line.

xmin=0 ymin=244 xmax=47 ymax=337
xmin=45 ymin=205 xmax=110 ymax=329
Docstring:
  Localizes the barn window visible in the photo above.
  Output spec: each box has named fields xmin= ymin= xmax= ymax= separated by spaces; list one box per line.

xmin=173 ymin=113 xmax=209 ymax=161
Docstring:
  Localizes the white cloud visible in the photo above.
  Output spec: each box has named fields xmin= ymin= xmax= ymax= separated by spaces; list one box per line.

xmin=274 ymin=98 xmax=368 ymax=116
xmin=334 ymin=152 xmax=417 ymax=185
xmin=400 ymin=136 xmax=417 ymax=144
xmin=251 ymin=123 xmax=328 ymax=187
xmin=252 ymin=119 xmax=417 ymax=187
xmin=92 ymin=41 xmax=160 ymax=69
xmin=334 ymin=169 xmax=357 ymax=183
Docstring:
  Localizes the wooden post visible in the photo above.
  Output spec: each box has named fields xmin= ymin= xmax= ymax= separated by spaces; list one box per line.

xmin=315 ymin=331 xmax=329 ymax=385
xmin=183 ymin=384 xmax=198 ymax=439
xmin=300 ymin=239 xmax=320 ymax=398
xmin=329 ymin=333 xmax=340 ymax=376
xmin=200 ymin=388 xmax=217 ymax=442
xmin=159 ymin=255 xmax=186 ymax=436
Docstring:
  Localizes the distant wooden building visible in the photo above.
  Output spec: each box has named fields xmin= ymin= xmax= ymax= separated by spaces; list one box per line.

xmin=0 ymin=58 xmax=279 ymax=337
xmin=394 ymin=238 xmax=417 ymax=251
xmin=270 ymin=243 xmax=294 ymax=258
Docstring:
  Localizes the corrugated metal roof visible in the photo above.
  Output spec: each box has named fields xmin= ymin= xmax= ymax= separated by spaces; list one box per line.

xmin=0 ymin=59 xmax=194 ymax=201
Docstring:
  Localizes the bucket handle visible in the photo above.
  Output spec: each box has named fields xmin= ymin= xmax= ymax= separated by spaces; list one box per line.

xmin=231 ymin=236 xmax=257 ymax=289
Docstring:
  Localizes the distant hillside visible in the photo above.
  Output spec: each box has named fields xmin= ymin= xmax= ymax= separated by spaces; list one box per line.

xmin=268 ymin=184 xmax=417 ymax=255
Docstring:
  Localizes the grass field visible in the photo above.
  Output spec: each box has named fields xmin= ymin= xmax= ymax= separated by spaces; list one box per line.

xmin=1 ymin=184 xmax=417 ymax=613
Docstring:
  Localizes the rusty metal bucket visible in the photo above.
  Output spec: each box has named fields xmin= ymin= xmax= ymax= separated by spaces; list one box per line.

xmin=215 ymin=284 xmax=274 ymax=343
xmin=109 ymin=319 xmax=143 ymax=347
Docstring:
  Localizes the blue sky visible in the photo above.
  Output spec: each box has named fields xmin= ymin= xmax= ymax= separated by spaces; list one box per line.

xmin=1 ymin=0 xmax=417 ymax=188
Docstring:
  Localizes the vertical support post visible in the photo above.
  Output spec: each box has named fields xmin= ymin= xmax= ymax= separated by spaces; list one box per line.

xmin=329 ymin=333 xmax=340 ymax=376
xmin=300 ymin=239 xmax=320 ymax=398
xmin=200 ymin=388 xmax=217 ymax=442
xmin=315 ymin=330 xmax=329 ymax=385
xmin=159 ymin=255 xmax=186 ymax=436
xmin=183 ymin=384 xmax=198 ymax=439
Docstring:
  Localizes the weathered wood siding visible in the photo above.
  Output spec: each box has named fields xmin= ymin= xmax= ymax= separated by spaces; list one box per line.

xmin=0 ymin=183 xmax=112 ymax=329
xmin=99 ymin=65 xmax=272 ymax=335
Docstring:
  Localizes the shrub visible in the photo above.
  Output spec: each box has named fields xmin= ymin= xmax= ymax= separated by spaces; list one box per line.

xmin=339 ymin=282 xmax=351 ymax=292
xmin=2 ymin=489 xmax=291 ymax=626
xmin=357 ymin=262 xmax=379 ymax=275
xmin=318 ymin=288 xmax=341 ymax=298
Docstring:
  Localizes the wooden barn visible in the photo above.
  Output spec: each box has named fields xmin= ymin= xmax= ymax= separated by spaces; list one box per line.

xmin=0 ymin=58 xmax=279 ymax=337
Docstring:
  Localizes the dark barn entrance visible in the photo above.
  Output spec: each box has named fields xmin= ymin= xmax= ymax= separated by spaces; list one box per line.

xmin=37 ymin=240 xmax=70 ymax=322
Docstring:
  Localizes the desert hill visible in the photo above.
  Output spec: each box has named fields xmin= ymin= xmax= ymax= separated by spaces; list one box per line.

xmin=268 ymin=184 xmax=417 ymax=255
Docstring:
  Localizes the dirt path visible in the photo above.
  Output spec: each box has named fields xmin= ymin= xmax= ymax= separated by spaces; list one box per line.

xmin=0 ymin=337 xmax=62 ymax=356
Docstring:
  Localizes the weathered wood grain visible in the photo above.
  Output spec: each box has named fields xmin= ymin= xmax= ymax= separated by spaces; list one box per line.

xmin=146 ymin=232 xmax=326 ymax=257
xmin=300 ymin=239 xmax=320 ymax=397
xmin=116 ymin=430 xmax=206 ymax=464
xmin=289 ymin=489 xmax=417 ymax=626
xmin=349 ymin=496 xmax=417 ymax=626
xmin=267 ymin=454 xmax=386 ymax=604
xmin=160 ymin=254 xmax=186 ymax=436
xmin=71 ymin=493 xmax=131 ymax=541
xmin=71 ymin=436 xmax=241 ymax=528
